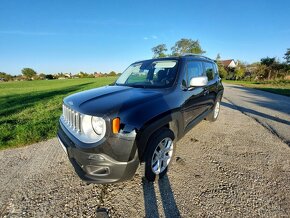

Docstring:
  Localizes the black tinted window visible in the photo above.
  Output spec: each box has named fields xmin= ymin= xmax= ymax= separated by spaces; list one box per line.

xmin=204 ymin=62 xmax=215 ymax=81
xmin=213 ymin=63 xmax=218 ymax=75
xmin=187 ymin=61 xmax=204 ymax=84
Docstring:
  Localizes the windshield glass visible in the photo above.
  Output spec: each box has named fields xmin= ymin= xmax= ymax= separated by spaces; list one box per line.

xmin=115 ymin=59 xmax=178 ymax=88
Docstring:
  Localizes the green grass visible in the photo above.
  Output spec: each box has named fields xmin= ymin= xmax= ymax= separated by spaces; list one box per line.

xmin=223 ymin=80 xmax=290 ymax=97
xmin=0 ymin=77 xmax=117 ymax=149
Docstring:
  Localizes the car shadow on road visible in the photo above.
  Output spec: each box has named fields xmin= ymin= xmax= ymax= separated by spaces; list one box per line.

xmin=221 ymin=101 xmax=290 ymax=126
xmin=224 ymin=84 xmax=290 ymax=115
xmin=142 ymin=175 xmax=180 ymax=218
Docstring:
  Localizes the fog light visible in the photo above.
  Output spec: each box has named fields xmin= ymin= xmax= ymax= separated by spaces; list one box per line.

xmin=86 ymin=165 xmax=110 ymax=176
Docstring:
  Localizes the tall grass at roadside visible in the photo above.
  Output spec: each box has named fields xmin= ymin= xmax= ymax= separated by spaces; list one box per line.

xmin=0 ymin=78 xmax=116 ymax=149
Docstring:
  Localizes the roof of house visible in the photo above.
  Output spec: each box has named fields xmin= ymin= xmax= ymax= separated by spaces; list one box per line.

xmin=221 ymin=59 xmax=235 ymax=66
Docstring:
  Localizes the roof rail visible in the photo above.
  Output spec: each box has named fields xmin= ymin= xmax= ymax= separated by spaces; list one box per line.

xmin=182 ymin=53 xmax=212 ymax=60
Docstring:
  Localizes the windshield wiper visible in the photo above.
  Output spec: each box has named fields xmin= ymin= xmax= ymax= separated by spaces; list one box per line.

xmin=127 ymin=84 xmax=147 ymax=88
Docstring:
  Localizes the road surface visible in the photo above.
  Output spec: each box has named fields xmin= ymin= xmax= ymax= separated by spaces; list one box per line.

xmin=223 ymin=83 xmax=290 ymax=145
xmin=0 ymin=89 xmax=290 ymax=217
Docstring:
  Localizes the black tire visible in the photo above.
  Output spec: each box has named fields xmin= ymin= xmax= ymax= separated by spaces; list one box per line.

xmin=206 ymin=96 xmax=222 ymax=122
xmin=144 ymin=128 xmax=175 ymax=182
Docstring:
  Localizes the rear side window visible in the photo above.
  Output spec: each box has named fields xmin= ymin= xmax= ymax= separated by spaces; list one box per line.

xmin=203 ymin=62 xmax=215 ymax=81
xmin=213 ymin=63 xmax=219 ymax=76
xmin=187 ymin=61 xmax=204 ymax=84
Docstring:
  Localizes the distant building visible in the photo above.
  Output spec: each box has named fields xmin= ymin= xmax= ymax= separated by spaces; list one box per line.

xmin=64 ymin=73 xmax=72 ymax=78
xmin=94 ymin=72 xmax=103 ymax=78
xmin=221 ymin=59 xmax=237 ymax=68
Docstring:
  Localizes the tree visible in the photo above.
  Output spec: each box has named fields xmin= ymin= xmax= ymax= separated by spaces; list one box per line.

xmin=152 ymin=44 xmax=167 ymax=58
xmin=78 ymin=71 xmax=91 ymax=78
xmin=0 ymin=72 xmax=13 ymax=81
xmin=284 ymin=48 xmax=290 ymax=64
xmin=22 ymin=68 xmax=37 ymax=79
xmin=261 ymin=57 xmax=276 ymax=67
xmin=218 ymin=66 xmax=228 ymax=79
xmin=254 ymin=64 xmax=268 ymax=80
xmin=234 ymin=67 xmax=246 ymax=80
xmin=38 ymin=73 xmax=46 ymax=80
xmin=45 ymin=74 xmax=54 ymax=80
xmin=216 ymin=53 xmax=221 ymax=61
xmin=108 ymin=71 xmax=117 ymax=76
xmin=171 ymin=38 xmax=205 ymax=56
xmin=260 ymin=57 xmax=276 ymax=79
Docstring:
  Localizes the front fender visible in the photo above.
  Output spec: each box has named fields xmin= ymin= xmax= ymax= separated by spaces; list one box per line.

xmin=135 ymin=110 xmax=184 ymax=162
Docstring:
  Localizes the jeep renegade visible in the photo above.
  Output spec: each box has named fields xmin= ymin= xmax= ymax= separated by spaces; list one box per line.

xmin=57 ymin=54 xmax=224 ymax=183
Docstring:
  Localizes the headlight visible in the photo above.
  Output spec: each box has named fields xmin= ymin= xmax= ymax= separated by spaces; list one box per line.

xmin=92 ymin=116 xmax=106 ymax=135
xmin=80 ymin=115 xmax=106 ymax=142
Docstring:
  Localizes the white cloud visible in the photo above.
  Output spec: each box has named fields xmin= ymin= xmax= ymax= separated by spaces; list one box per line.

xmin=143 ymin=35 xmax=158 ymax=40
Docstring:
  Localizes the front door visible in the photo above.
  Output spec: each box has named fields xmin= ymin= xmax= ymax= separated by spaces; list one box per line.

xmin=182 ymin=61 xmax=209 ymax=128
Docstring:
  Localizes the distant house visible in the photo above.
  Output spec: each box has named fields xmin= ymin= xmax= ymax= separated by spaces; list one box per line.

xmin=221 ymin=59 xmax=237 ymax=68
xmin=64 ymin=73 xmax=72 ymax=78
xmin=94 ymin=72 xmax=103 ymax=78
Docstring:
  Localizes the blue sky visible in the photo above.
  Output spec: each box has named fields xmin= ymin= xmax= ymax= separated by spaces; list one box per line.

xmin=0 ymin=0 xmax=289 ymax=75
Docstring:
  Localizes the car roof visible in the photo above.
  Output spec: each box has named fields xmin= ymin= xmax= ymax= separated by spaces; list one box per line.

xmin=180 ymin=54 xmax=214 ymax=62
xmin=133 ymin=54 xmax=214 ymax=64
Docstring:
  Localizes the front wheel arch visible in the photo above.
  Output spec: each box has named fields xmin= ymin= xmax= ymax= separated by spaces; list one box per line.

xmin=144 ymin=127 xmax=175 ymax=181
xmin=135 ymin=112 xmax=182 ymax=162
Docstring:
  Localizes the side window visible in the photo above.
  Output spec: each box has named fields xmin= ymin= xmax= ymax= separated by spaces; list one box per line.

xmin=213 ymin=63 xmax=219 ymax=76
xmin=204 ymin=62 xmax=215 ymax=81
xmin=187 ymin=61 xmax=203 ymax=85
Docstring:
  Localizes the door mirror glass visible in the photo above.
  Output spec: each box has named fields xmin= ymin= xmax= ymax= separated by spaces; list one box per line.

xmin=189 ymin=76 xmax=208 ymax=87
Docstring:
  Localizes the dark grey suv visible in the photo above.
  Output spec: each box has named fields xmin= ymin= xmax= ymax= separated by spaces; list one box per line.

xmin=57 ymin=54 xmax=224 ymax=183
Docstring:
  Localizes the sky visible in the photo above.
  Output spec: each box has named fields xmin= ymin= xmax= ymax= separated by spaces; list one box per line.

xmin=0 ymin=0 xmax=289 ymax=75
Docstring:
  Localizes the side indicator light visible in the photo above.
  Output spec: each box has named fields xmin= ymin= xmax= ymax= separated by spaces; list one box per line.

xmin=112 ymin=118 xmax=120 ymax=134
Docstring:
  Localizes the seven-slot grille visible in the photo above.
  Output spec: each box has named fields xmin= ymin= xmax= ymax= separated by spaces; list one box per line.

xmin=62 ymin=104 xmax=81 ymax=133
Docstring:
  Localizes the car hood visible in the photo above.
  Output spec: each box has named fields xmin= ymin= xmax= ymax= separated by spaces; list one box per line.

xmin=63 ymin=85 xmax=165 ymax=116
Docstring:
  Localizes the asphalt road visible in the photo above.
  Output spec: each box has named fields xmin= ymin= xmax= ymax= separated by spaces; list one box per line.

xmin=0 ymin=89 xmax=290 ymax=217
xmin=223 ymin=83 xmax=290 ymax=145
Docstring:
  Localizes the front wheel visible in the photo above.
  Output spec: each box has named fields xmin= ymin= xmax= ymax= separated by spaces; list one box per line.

xmin=144 ymin=128 xmax=175 ymax=182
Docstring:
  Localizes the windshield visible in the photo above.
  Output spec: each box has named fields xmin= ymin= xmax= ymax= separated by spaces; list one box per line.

xmin=115 ymin=59 xmax=178 ymax=88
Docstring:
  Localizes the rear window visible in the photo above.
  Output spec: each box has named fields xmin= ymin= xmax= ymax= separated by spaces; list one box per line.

xmin=203 ymin=62 xmax=215 ymax=81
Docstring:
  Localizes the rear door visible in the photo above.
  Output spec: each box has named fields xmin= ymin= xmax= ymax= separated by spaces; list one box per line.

xmin=203 ymin=61 xmax=218 ymax=109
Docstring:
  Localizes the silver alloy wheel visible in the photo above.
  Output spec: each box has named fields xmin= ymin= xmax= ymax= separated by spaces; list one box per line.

xmin=151 ymin=137 xmax=174 ymax=174
xmin=214 ymin=101 xmax=220 ymax=119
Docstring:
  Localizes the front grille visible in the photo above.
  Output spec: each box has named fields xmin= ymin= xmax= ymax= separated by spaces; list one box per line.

xmin=62 ymin=104 xmax=81 ymax=133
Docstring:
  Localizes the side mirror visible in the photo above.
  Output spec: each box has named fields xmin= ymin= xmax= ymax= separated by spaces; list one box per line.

xmin=189 ymin=76 xmax=208 ymax=87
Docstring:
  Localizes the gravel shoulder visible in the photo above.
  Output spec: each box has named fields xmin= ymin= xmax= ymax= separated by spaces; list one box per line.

xmin=1 ymin=98 xmax=290 ymax=217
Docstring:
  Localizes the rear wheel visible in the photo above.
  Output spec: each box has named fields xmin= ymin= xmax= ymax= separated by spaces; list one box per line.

xmin=206 ymin=96 xmax=221 ymax=122
xmin=144 ymin=128 xmax=175 ymax=181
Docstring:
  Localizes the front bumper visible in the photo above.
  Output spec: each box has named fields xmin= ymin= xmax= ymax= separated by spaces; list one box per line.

xmin=57 ymin=121 xmax=140 ymax=184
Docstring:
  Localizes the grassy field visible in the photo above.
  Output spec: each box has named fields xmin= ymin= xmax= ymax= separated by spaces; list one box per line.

xmin=223 ymin=80 xmax=290 ymax=97
xmin=0 ymin=77 xmax=116 ymax=149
